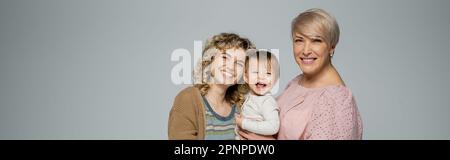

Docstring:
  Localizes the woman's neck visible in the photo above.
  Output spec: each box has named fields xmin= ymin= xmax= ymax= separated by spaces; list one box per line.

xmin=301 ymin=63 xmax=344 ymax=88
xmin=205 ymin=84 xmax=229 ymax=106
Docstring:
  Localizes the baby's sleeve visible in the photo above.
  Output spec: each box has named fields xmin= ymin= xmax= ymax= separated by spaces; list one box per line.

xmin=242 ymin=97 xmax=280 ymax=135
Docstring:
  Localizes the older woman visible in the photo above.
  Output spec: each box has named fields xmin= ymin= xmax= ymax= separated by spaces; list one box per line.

xmin=239 ymin=8 xmax=363 ymax=140
xmin=168 ymin=33 xmax=254 ymax=140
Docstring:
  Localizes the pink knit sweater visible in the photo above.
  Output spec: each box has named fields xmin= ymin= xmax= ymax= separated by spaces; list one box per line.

xmin=277 ymin=75 xmax=363 ymax=140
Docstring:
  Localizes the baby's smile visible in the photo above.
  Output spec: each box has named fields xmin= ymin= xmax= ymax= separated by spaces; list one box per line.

xmin=255 ymin=82 xmax=268 ymax=89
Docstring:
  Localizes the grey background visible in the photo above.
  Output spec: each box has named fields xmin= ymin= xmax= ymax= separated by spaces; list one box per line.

xmin=1 ymin=0 xmax=449 ymax=139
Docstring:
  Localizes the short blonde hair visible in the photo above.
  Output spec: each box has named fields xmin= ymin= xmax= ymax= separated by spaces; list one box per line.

xmin=291 ymin=8 xmax=340 ymax=48
xmin=193 ymin=33 xmax=255 ymax=106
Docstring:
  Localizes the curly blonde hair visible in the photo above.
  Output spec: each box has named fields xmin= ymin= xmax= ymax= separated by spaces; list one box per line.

xmin=193 ymin=33 xmax=255 ymax=106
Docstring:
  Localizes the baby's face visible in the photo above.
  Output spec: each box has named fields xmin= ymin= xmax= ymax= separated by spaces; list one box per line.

xmin=245 ymin=57 xmax=277 ymax=96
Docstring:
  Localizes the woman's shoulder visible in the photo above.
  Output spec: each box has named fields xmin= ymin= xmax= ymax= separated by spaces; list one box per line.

xmin=279 ymin=75 xmax=302 ymax=93
xmin=308 ymin=85 xmax=363 ymax=140
xmin=172 ymin=86 xmax=202 ymax=111
xmin=176 ymin=86 xmax=201 ymax=97
xmin=321 ymin=85 xmax=353 ymax=101
xmin=323 ymin=85 xmax=353 ymax=98
xmin=287 ymin=74 xmax=302 ymax=86
xmin=317 ymin=85 xmax=356 ymax=110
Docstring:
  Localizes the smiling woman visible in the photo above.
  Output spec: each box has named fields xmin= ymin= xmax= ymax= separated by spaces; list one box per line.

xmin=239 ymin=8 xmax=363 ymax=140
xmin=168 ymin=33 xmax=255 ymax=140
xmin=291 ymin=8 xmax=340 ymax=78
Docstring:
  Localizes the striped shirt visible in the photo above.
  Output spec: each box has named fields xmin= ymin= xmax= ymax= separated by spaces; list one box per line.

xmin=202 ymin=96 xmax=237 ymax=140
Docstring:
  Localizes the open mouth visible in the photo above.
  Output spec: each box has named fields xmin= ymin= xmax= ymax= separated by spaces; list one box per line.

xmin=300 ymin=57 xmax=317 ymax=64
xmin=255 ymin=82 xmax=267 ymax=89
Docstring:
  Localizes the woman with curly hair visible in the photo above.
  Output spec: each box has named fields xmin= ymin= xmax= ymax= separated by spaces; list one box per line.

xmin=168 ymin=33 xmax=255 ymax=140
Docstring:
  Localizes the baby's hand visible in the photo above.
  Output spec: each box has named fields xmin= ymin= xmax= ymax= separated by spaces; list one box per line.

xmin=235 ymin=114 xmax=243 ymax=128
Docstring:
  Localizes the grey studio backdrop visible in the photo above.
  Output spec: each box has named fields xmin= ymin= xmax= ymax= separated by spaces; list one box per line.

xmin=0 ymin=0 xmax=449 ymax=139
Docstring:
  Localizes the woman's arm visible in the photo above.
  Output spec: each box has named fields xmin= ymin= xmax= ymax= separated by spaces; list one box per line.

xmin=238 ymin=130 xmax=276 ymax=140
xmin=168 ymin=109 xmax=199 ymax=140
xmin=306 ymin=87 xmax=362 ymax=140
xmin=168 ymin=87 xmax=202 ymax=140
xmin=236 ymin=112 xmax=277 ymax=140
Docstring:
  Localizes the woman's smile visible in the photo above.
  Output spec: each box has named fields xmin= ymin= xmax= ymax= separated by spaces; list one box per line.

xmin=300 ymin=57 xmax=317 ymax=65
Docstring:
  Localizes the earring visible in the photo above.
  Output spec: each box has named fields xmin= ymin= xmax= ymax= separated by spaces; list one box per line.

xmin=330 ymin=53 xmax=334 ymax=57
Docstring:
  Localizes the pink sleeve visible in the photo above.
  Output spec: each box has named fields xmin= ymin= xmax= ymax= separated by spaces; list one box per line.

xmin=305 ymin=87 xmax=363 ymax=140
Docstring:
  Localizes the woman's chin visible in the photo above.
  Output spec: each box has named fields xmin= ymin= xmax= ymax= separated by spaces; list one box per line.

xmin=299 ymin=65 xmax=318 ymax=75
xmin=213 ymin=77 xmax=236 ymax=85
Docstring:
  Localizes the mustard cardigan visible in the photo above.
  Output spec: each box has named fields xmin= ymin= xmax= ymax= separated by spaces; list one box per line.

xmin=168 ymin=86 xmax=242 ymax=140
xmin=168 ymin=87 xmax=206 ymax=140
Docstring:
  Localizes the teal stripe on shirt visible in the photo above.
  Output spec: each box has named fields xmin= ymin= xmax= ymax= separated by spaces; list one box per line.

xmin=202 ymin=96 xmax=237 ymax=140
